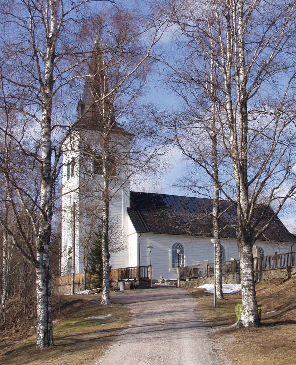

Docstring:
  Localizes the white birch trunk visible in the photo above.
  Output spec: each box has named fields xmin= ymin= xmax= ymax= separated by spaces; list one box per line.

xmin=209 ymin=46 xmax=223 ymax=300
xmin=221 ymin=1 xmax=259 ymax=327
xmin=101 ymin=198 xmax=111 ymax=305
xmin=36 ymin=0 xmax=58 ymax=347
xmin=214 ymin=241 xmax=223 ymax=300
xmin=236 ymin=0 xmax=259 ymax=327
xmin=101 ymin=129 xmax=111 ymax=305
xmin=36 ymin=100 xmax=55 ymax=346
xmin=100 ymin=62 xmax=111 ymax=306
xmin=239 ymin=238 xmax=259 ymax=327
xmin=36 ymin=249 xmax=54 ymax=346
xmin=0 ymin=230 xmax=9 ymax=322
xmin=1 ymin=112 xmax=12 ymax=322
xmin=212 ymin=137 xmax=223 ymax=300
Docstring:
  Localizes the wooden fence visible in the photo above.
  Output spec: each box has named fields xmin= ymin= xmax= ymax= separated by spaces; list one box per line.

xmin=54 ymin=273 xmax=85 ymax=286
xmin=110 ymin=266 xmax=149 ymax=281
xmin=180 ymin=251 xmax=296 ymax=280
xmin=53 ymin=266 xmax=150 ymax=294
xmin=260 ymin=251 xmax=296 ymax=270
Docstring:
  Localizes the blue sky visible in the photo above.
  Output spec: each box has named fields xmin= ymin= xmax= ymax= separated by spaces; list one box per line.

xmin=92 ymin=0 xmax=296 ymax=234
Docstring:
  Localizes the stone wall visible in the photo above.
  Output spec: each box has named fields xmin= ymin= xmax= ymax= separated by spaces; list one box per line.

xmin=258 ymin=267 xmax=296 ymax=281
xmin=181 ymin=267 xmax=296 ymax=288
xmin=180 ymin=272 xmax=241 ymax=288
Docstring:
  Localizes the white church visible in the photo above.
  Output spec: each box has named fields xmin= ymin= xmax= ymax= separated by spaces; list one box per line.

xmin=61 ymin=51 xmax=295 ymax=281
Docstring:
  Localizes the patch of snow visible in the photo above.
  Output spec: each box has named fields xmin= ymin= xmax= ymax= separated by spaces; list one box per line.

xmin=198 ymin=284 xmax=241 ymax=294
xmin=76 ymin=290 xmax=92 ymax=295
xmin=85 ymin=314 xmax=112 ymax=320
xmin=75 ymin=289 xmax=100 ymax=295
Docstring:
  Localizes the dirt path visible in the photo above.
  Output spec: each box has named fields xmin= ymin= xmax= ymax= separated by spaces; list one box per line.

xmin=95 ymin=287 xmax=221 ymax=365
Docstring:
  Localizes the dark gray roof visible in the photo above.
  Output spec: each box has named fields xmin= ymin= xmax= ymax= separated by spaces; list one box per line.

xmin=127 ymin=191 xmax=296 ymax=243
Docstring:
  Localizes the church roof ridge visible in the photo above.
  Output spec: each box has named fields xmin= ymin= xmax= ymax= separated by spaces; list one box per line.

xmin=130 ymin=190 xmax=226 ymax=203
xmin=128 ymin=191 xmax=296 ymax=243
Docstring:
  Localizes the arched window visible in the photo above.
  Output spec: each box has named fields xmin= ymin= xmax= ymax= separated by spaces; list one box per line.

xmin=71 ymin=158 xmax=75 ymax=177
xmin=258 ymin=246 xmax=264 ymax=259
xmin=66 ymin=158 xmax=75 ymax=179
xmin=172 ymin=243 xmax=184 ymax=268
xmin=67 ymin=162 xmax=71 ymax=180
xmin=221 ymin=245 xmax=226 ymax=261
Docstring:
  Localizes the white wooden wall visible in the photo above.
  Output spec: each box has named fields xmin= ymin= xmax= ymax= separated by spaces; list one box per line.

xmin=134 ymin=232 xmax=292 ymax=280
xmin=61 ymin=129 xmax=131 ymax=274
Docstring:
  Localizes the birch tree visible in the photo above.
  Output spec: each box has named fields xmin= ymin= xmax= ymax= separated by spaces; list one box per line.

xmin=0 ymin=83 xmax=39 ymax=322
xmin=70 ymin=10 xmax=166 ymax=305
xmin=0 ymin=209 xmax=10 ymax=321
xmin=0 ymin=112 xmax=40 ymax=325
xmin=172 ymin=103 xmax=226 ymax=300
xmin=0 ymin=0 xmax=116 ymax=347
xmin=169 ymin=0 xmax=296 ymax=327
xmin=167 ymin=42 xmax=227 ymax=299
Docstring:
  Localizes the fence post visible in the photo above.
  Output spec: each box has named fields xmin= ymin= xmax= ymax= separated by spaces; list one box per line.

xmin=258 ymin=257 xmax=263 ymax=281
xmin=148 ymin=265 xmax=153 ymax=288
xmin=71 ymin=273 xmax=76 ymax=295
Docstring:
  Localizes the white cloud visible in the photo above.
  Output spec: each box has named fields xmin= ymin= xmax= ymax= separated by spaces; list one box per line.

xmin=280 ymin=216 xmax=296 ymax=234
xmin=130 ymin=146 xmax=190 ymax=195
xmin=157 ymin=24 xmax=181 ymax=45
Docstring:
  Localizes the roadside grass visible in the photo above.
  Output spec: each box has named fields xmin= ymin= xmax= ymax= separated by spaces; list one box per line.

xmin=0 ymin=295 xmax=130 ymax=365
xmin=189 ymin=277 xmax=296 ymax=365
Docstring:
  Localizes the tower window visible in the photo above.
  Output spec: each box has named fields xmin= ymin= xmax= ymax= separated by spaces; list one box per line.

xmin=93 ymin=154 xmax=116 ymax=176
xmin=71 ymin=158 xmax=75 ymax=177
xmin=93 ymin=155 xmax=103 ymax=175
xmin=221 ymin=245 xmax=226 ymax=261
xmin=66 ymin=159 xmax=75 ymax=180
xmin=67 ymin=163 xmax=70 ymax=180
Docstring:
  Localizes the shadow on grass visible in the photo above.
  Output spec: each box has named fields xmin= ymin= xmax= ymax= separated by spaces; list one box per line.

xmin=1 ymin=288 xmax=203 ymax=365
xmin=2 ymin=316 xmax=212 ymax=365
xmin=262 ymin=319 xmax=296 ymax=327
xmin=1 ymin=303 xmax=130 ymax=365
xmin=1 ymin=323 xmax=121 ymax=365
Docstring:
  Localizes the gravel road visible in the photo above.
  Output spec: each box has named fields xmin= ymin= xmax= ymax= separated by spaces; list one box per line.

xmin=95 ymin=286 xmax=221 ymax=365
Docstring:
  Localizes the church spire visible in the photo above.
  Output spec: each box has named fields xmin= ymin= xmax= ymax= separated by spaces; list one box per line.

xmin=76 ymin=39 xmax=115 ymax=130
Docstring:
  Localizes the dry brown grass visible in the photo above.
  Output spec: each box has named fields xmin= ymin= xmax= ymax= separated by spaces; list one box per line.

xmin=189 ymin=277 xmax=296 ymax=365
xmin=2 ymin=281 xmax=296 ymax=365
xmin=0 ymin=295 xmax=130 ymax=365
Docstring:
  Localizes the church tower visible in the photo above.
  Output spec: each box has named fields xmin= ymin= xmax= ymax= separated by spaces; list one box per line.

xmin=61 ymin=43 xmax=132 ymax=275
